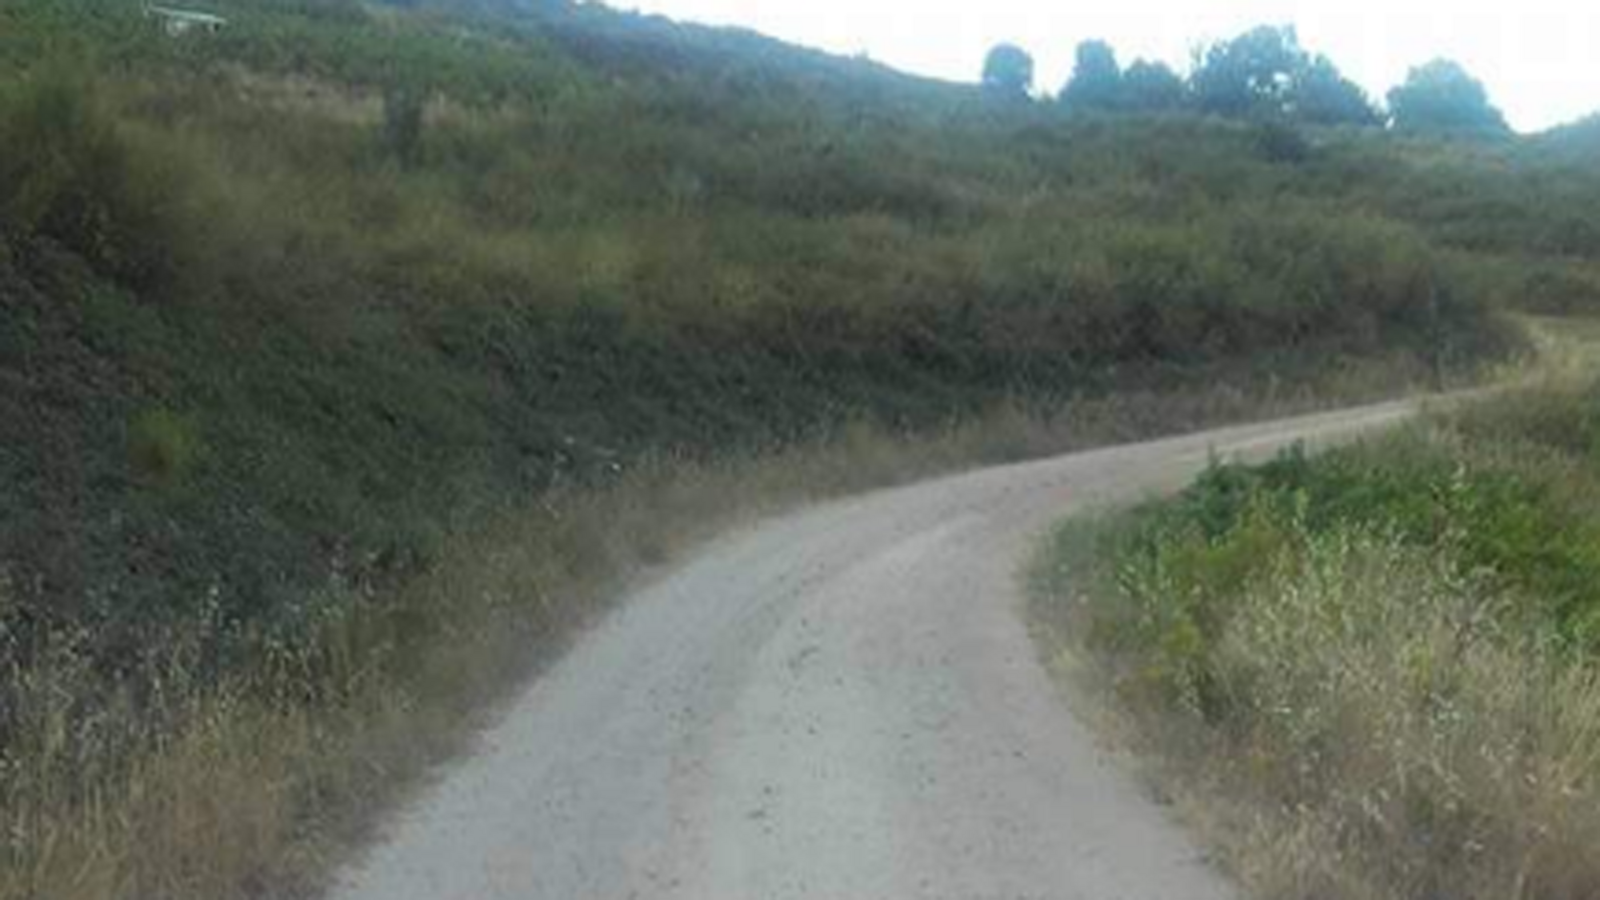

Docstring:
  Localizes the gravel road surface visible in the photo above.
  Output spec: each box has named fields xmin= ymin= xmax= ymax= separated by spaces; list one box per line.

xmin=330 ymin=400 xmax=1420 ymax=900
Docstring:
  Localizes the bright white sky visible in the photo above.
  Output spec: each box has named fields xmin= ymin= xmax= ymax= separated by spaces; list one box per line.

xmin=609 ymin=0 xmax=1600 ymax=132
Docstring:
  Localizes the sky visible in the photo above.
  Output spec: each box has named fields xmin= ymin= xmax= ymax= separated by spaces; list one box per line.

xmin=610 ymin=0 xmax=1600 ymax=132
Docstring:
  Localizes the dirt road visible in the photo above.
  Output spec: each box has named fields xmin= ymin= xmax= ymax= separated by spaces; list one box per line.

xmin=330 ymin=400 xmax=1420 ymax=900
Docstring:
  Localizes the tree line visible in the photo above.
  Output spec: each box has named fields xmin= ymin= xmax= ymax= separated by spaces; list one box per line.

xmin=982 ymin=25 xmax=1510 ymax=135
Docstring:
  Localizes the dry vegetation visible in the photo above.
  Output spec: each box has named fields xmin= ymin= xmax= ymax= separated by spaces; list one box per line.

xmin=1031 ymin=338 xmax=1600 ymax=900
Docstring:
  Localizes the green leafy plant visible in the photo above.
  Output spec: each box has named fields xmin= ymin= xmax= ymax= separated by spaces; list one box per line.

xmin=129 ymin=407 xmax=202 ymax=485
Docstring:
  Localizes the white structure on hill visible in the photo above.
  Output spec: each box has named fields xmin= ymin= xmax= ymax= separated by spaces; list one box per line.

xmin=145 ymin=4 xmax=228 ymax=37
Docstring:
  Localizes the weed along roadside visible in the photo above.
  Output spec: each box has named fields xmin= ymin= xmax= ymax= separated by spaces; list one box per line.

xmin=1029 ymin=372 xmax=1600 ymax=900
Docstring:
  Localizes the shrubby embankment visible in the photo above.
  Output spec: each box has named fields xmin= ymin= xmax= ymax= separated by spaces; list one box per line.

xmin=1033 ymin=374 xmax=1600 ymax=899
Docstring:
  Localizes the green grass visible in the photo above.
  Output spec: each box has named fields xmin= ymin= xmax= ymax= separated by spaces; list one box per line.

xmin=1032 ymin=374 xmax=1600 ymax=899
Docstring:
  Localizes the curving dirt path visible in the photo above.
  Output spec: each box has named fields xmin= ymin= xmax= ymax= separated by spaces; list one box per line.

xmin=329 ymin=400 xmax=1422 ymax=900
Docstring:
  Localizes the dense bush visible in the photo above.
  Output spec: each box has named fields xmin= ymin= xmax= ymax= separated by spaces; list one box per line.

xmin=0 ymin=74 xmax=194 ymax=291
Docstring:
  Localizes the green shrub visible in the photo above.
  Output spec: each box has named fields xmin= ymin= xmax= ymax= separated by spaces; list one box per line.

xmin=129 ymin=407 xmax=202 ymax=486
xmin=0 ymin=72 xmax=193 ymax=293
xmin=1252 ymin=119 xmax=1312 ymax=164
xmin=1093 ymin=379 xmax=1600 ymax=673
xmin=1520 ymin=261 xmax=1600 ymax=314
xmin=380 ymin=85 xmax=426 ymax=167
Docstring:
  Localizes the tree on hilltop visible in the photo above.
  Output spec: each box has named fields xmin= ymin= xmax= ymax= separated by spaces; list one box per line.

xmin=1388 ymin=59 xmax=1510 ymax=134
xmin=982 ymin=43 xmax=1035 ymax=99
xmin=1061 ymin=40 xmax=1123 ymax=110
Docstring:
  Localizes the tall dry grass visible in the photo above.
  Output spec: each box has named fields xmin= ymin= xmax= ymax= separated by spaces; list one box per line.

xmin=1204 ymin=529 xmax=1600 ymax=900
xmin=1031 ymin=342 xmax=1600 ymax=900
xmin=1035 ymin=517 xmax=1600 ymax=900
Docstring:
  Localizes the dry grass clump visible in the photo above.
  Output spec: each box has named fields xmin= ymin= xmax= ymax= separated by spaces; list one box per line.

xmin=1200 ymin=530 xmax=1600 ymax=900
xmin=1033 ymin=370 xmax=1600 ymax=900
xmin=1036 ymin=519 xmax=1600 ymax=900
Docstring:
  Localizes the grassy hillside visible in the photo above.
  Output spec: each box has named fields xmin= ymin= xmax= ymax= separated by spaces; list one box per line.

xmin=1 ymin=0 xmax=1596 ymax=896
xmin=1033 ymin=372 xmax=1600 ymax=899
xmin=1 ymin=0 xmax=1541 ymax=663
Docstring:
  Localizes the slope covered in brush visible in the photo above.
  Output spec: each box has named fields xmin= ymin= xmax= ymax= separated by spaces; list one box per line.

xmin=0 ymin=0 xmax=1549 ymax=666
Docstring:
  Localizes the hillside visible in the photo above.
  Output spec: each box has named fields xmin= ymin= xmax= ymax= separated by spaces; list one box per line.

xmin=0 ymin=0 xmax=1556 ymax=639
xmin=2 ymin=0 xmax=1598 ymax=897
